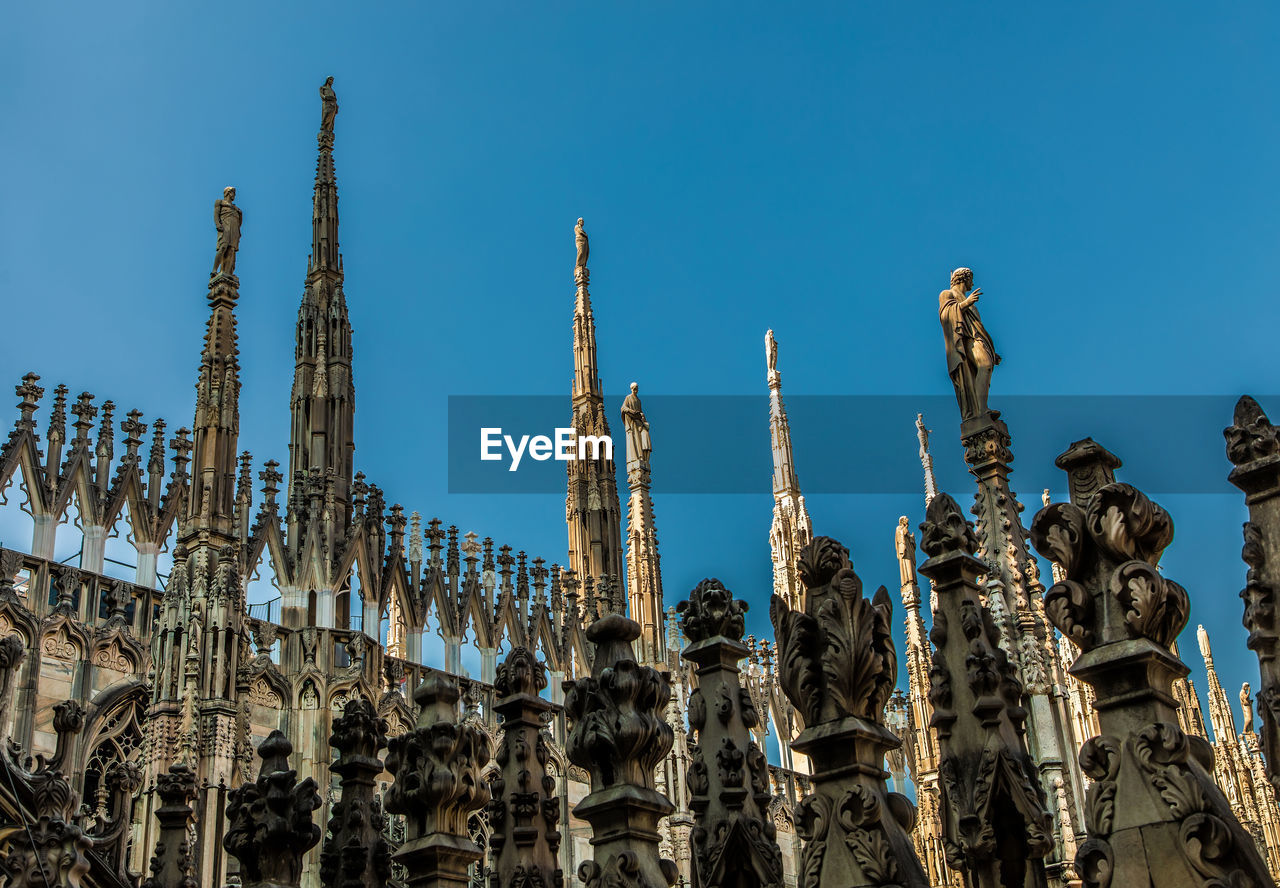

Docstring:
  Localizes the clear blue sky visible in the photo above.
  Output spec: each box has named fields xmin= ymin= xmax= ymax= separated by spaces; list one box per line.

xmin=4 ymin=2 xmax=1279 ymax=739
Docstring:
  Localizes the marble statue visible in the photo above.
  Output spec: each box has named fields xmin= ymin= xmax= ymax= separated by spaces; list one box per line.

xmin=939 ymin=267 xmax=1000 ymax=420
xmin=320 ymin=77 xmax=338 ymax=133
xmin=916 ymin=413 xmax=930 ymax=458
xmin=766 ymin=328 xmax=777 ymax=373
xmin=895 ymin=515 xmax=916 ymax=587
xmin=621 ymin=382 xmax=651 ymax=468
xmin=1243 ymin=682 xmax=1255 ymax=734
xmin=575 ymin=217 xmax=589 ymax=269
xmin=212 ymin=187 xmax=242 ymax=278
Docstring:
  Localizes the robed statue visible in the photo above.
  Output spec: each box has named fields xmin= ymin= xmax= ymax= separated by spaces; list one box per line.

xmin=621 ymin=382 xmax=652 ymax=470
xmin=766 ymin=328 xmax=778 ymax=374
xmin=212 ymin=186 xmax=242 ymax=278
xmin=320 ymin=77 xmax=338 ymax=133
xmin=1242 ymin=682 xmax=1255 ymax=734
xmin=939 ymin=267 xmax=1000 ymax=420
xmin=894 ymin=516 xmax=917 ymax=587
xmin=575 ymin=217 xmax=589 ymax=270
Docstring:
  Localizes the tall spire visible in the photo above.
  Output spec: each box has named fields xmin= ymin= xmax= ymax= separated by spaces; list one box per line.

xmin=765 ymin=329 xmax=811 ymax=610
xmin=1199 ymin=623 xmax=1239 ymax=742
xmin=287 ymin=76 xmax=356 ymax=596
xmin=916 ymin=412 xmax=937 ymax=507
xmin=566 ymin=218 xmax=624 ymax=592
xmin=622 ymin=382 xmax=663 ymax=664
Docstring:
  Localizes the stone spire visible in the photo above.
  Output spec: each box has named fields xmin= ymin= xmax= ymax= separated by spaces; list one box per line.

xmin=1199 ymin=624 xmax=1240 ymax=743
xmin=1031 ymin=439 xmax=1272 ymax=888
xmin=622 ymin=382 xmax=664 ymax=664
xmin=320 ymin=696 xmax=393 ymax=888
xmin=766 ymin=329 xmax=812 ymax=611
xmin=566 ymin=218 xmax=624 ymax=594
xmin=769 ymin=536 xmax=929 ymax=888
xmin=287 ymin=75 xmax=357 ymax=622
xmin=916 ymin=412 xmax=937 ymax=508
xmin=917 ymin=493 xmax=1051 ymax=888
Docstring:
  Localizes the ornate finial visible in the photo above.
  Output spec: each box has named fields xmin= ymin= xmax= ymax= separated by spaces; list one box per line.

xmin=385 ymin=675 xmax=492 ymax=888
xmin=224 ymin=730 xmax=322 ymax=888
xmin=320 ymin=696 xmax=392 ymax=888
xmin=677 ymin=578 xmax=748 ymax=643
xmin=769 ymin=535 xmax=925 ymax=888
xmin=490 ymin=648 xmax=562 ymax=888
xmin=15 ymin=373 xmax=43 ymax=433
xmin=563 ymin=612 xmax=677 ymax=888
xmin=142 ymin=763 xmax=199 ymax=888
xmin=938 ymin=267 xmax=999 ymax=421
xmin=678 ymin=578 xmax=783 ymax=888
xmin=212 ymin=186 xmax=242 ymax=279
xmin=918 ymin=489 xmax=1051 ymax=885
xmin=919 ymin=492 xmax=980 ymax=558
xmin=1032 ymin=453 xmax=1271 ymax=887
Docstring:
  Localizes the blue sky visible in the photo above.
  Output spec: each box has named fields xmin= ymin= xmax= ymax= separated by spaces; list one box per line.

xmin=4 ymin=2 xmax=1279 ymax=740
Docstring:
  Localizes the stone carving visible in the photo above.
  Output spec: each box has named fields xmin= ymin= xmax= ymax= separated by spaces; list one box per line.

xmin=769 ymin=536 xmax=927 ymax=888
xmin=563 ymin=613 xmax=677 ymax=888
xmin=895 ymin=517 xmax=916 ymax=588
xmin=766 ymin=329 xmax=778 ymax=375
xmin=1243 ymin=682 xmax=1256 ymax=735
xmin=141 ymin=763 xmax=198 ymax=888
xmin=320 ymin=695 xmax=392 ymax=888
xmin=1031 ymin=439 xmax=1271 ymax=888
xmin=223 ymin=730 xmax=322 ymax=888
xmin=1225 ymin=396 xmax=1280 ymax=798
xmin=320 ymin=76 xmax=338 ymax=134
xmin=0 ymin=698 xmax=91 ymax=888
xmin=917 ymin=493 xmax=1051 ymax=888
xmin=384 ymin=674 xmax=492 ymax=888
xmin=212 ymin=186 xmax=242 ymax=278
xmin=488 ymin=647 xmax=563 ymax=888
xmin=0 ymin=633 xmax=25 ymax=741
xmin=621 ymin=382 xmax=652 ymax=471
xmin=575 ymin=217 xmax=589 ymax=270
xmin=678 ymin=579 xmax=783 ymax=888
xmin=938 ymin=267 xmax=999 ymax=421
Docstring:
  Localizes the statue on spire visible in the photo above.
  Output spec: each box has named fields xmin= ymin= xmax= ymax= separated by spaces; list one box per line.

xmin=621 ymin=382 xmax=652 ymax=472
xmin=320 ymin=76 xmax=338 ymax=134
xmin=212 ymin=186 xmax=242 ymax=278
xmin=575 ymin=217 xmax=589 ymax=270
xmin=765 ymin=328 xmax=778 ymax=374
xmin=939 ymin=267 xmax=1000 ymax=420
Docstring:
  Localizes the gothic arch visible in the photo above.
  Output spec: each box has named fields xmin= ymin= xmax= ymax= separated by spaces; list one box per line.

xmin=79 ymin=680 xmax=146 ymax=814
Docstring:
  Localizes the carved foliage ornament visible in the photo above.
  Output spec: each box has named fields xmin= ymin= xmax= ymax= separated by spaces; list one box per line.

xmin=769 ymin=537 xmax=896 ymax=727
xmin=1030 ymin=483 xmax=1185 ymax=652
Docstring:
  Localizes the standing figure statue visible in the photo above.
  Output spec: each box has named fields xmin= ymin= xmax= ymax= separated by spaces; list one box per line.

xmin=212 ymin=186 xmax=242 ymax=278
xmin=939 ymin=267 xmax=1001 ymax=420
xmin=766 ymin=328 xmax=778 ymax=374
xmin=1242 ymin=682 xmax=1255 ymax=734
xmin=895 ymin=515 xmax=917 ymax=587
xmin=620 ymin=382 xmax=652 ymax=469
xmin=574 ymin=217 xmax=589 ymax=270
xmin=320 ymin=76 xmax=338 ymax=133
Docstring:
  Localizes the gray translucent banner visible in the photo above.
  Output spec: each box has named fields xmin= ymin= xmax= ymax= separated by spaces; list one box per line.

xmin=447 ymin=394 xmax=1269 ymax=494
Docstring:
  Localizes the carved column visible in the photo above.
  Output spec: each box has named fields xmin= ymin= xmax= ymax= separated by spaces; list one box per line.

xmin=488 ymin=647 xmax=563 ymax=888
xmin=385 ymin=674 xmax=492 ymax=888
xmin=320 ymin=696 xmax=392 ymax=888
xmin=562 ymin=612 xmax=677 ymax=888
xmin=917 ymin=493 xmax=1051 ymax=888
xmin=1030 ymin=438 xmax=1272 ymax=888
xmin=677 ymin=579 xmax=784 ymax=888
xmin=224 ymin=730 xmax=322 ymax=888
xmin=1225 ymin=396 xmax=1280 ymax=796
xmin=768 ymin=536 xmax=928 ymax=888
xmin=142 ymin=763 xmax=199 ymax=888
